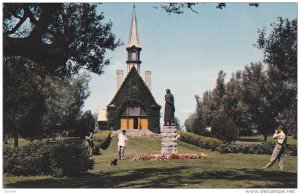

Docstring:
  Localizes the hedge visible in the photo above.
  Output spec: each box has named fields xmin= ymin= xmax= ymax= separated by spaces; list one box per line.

xmin=180 ymin=131 xmax=297 ymax=156
xmin=4 ymin=142 xmax=94 ymax=177
xmin=180 ymin=131 xmax=223 ymax=151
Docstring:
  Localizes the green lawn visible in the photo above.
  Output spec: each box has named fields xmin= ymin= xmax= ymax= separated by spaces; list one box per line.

xmin=3 ymin=136 xmax=297 ymax=188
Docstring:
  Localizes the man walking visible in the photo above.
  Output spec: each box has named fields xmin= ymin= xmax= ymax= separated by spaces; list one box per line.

xmin=118 ymin=130 xmax=128 ymax=160
xmin=265 ymin=125 xmax=286 ymax=171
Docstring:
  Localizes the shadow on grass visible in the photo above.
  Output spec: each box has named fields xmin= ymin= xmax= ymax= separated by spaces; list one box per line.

xmin=5 ymin=166 xmax=297 ymax=188
xmin=191 ymin=168 xmax=297 ymax=188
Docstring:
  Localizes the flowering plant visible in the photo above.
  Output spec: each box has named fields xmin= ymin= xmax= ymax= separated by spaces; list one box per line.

xmin=133 ymin=152 xmax=207 ymax=161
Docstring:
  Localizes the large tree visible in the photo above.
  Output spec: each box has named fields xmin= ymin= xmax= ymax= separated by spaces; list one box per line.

xmin=241 ymin=63 xmax=274 ymax=141
xmin=223 ymin=71 xmax=251 ymax=134
xmin=42 ymin=74 xmax=90 ymax=139
xmin=257 ymin=17 xmax=297 ymax=137
xmin=3 ymin=3 xmax=121 ymax=77
xmin=3 ymin=57 xmax=46 ymax=146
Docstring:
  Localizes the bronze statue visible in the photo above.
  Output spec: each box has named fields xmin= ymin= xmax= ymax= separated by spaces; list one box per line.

xmin=164 ymin=89 xmax=175 ymax=125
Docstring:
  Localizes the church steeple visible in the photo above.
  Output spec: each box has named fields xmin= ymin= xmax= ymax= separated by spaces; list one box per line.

xmin=127 ymin=5 xmax=140 ymax=48
xmin=126 ymin=5 xmax=142 ymax=73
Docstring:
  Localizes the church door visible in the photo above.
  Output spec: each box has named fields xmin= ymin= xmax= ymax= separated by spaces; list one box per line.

xmin=120 ymin=103 xmax=148 ymax=129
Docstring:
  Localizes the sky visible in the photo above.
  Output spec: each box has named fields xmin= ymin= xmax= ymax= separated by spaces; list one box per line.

xmin=82 ymin=2 xmax=297 ymax=129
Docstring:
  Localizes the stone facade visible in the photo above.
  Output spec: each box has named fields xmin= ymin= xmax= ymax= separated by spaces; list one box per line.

xmin=161 ymin=125 xmax=179 ymax=154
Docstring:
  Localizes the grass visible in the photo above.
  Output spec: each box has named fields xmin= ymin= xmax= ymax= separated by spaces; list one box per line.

xmin=3 ymin=136 xmax=297 ymax=188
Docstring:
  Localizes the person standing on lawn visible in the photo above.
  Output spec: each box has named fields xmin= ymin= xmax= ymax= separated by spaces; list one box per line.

xmin=117 ymin=130 xmax=128 ymax=160
xmin=85 ymin=131 xmax=94 ymax=157
xmin=265 ymin=125 xmax=286 ymax=171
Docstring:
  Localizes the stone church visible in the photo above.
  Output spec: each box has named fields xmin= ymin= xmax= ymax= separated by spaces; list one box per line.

xmin=98 ymin=7 xmax=161 ymax=133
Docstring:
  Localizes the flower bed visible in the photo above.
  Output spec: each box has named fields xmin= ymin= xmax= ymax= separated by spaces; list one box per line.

xmin=133 ymin=152 xmax=207 ymax=160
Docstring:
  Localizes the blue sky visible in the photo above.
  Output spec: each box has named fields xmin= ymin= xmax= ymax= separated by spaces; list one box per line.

xmin=83 ymin=2 xmax=297 ymax=128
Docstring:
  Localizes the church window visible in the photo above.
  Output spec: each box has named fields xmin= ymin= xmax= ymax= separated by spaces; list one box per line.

xmin=121 ymin=103 xmax=146 ymax=116
xmin=131 ymin=51 xmax=137 ymax=60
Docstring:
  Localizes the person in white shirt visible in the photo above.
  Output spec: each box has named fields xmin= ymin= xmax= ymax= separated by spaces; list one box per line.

xmin=118 ymin=130 xmax=128 ymax=160
xmin=265 ymin=125 xmax=286 ymax=171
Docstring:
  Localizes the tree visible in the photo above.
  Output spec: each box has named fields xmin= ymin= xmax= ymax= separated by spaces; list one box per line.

xmin=257 ymin=17 xmax=297 ymax=138
xmin=3 ymin=57 xmax=46 ymax=146
xmin=241 ymin=63 xmax=274 ymax=141
xmin=211 ymin=108 xmax=239 ymax=143
xmin=223 ymin=71 xmax=251 ymax=135
xmin=75 ymin=110 xmax=95 ymax=139
xmin=42 ymin=74 xmax=90 ymax=139
xmin=3 ymin=3 xmax=121 ymax=77
xmin=212 ymin=71 xmax=226 ymax=108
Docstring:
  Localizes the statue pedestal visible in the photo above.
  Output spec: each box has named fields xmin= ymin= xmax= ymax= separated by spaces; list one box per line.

xmin=161 ymin=125 xmax=178 ymax=154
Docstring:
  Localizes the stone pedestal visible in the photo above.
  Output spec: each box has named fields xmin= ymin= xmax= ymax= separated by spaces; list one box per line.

xmin=161 ymin=125 xmax=178 ymax=154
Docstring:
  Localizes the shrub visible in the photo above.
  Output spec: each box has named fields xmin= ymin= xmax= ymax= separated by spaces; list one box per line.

xmin=3 ymin=142 xmax=94 ymax=177
xmin=180 ymin=131 xmax=222 ymax=151
xmin=48 ymin=142 xmax=94 ymax=177
xmin=3 ymin=142 xmax=51 ymax=176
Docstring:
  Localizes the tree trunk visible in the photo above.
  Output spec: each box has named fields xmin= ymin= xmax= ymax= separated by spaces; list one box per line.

xmin=14 ymin=128 xmax=18 ymax=147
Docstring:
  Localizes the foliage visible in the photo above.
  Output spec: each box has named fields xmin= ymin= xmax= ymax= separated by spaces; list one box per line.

xmin=107 ymin=67 xmax=161 ymax=133
xmin=211 ymin=109 xmax=239 ymax=143
xmin=3 ymin=142 xmax=94 ymax=177
xmin=217 ymin=142 xmax=274 ymax=154
xmin=3 ymin=55 xmax=91 ymax=145
xmin=158 ymin=3 xmax=259 ymax=14
xmin=186 ymin=18 xmax=297 ymax=142
xmin=160 ymin=3 xmax=199 ymax=14
xmin=74 ymin=110 xmax=95 ymax=139
xmin=3 ymin=57 xmax=46 ymax=145
xmin=240 ymin=63 xmax=274 ymax=141
xmin=218 ymin=142 xmax=297 ymax=156
xmin=257 ymin=17 xmax=297 ymax=137
xmin=185 ymin=92 xmax=214 ymax=136
xmin=180 ymin=132 xmax=223 ymax=151
xmin=3 ymin=3 xmax=121 ymax=77
xmin=42 ymin=74 xmax=90 ymax=138
xmin=180 ymin=132 xmax=297 ymax=156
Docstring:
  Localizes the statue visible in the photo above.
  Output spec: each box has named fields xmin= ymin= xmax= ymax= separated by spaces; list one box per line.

xmin=164 ymin=89 xmax=175 ymax=125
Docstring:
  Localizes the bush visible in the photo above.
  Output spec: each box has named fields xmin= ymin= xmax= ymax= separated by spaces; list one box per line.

xmin=3 ymin=142 xmax=51 ymax=176
xmin=217 ymin=142 xmax=274 ymax=154
xmin=48 ymin=143 xmax=94 ymax=177
xmin=180 ymin=131 xmax=222 ymax=151
xmin=3 ymin=142 xmax=94 ymax=177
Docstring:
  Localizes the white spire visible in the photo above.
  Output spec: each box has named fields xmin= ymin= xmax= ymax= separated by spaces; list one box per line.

xmin=127 ymin=5 xmax=141 ymax=48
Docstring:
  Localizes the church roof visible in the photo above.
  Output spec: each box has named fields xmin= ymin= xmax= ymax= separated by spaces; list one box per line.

xmin=108 ymin=66 xmax=159 ymax=107
xmin=127 ymin=6 xmax=141 ymax=48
